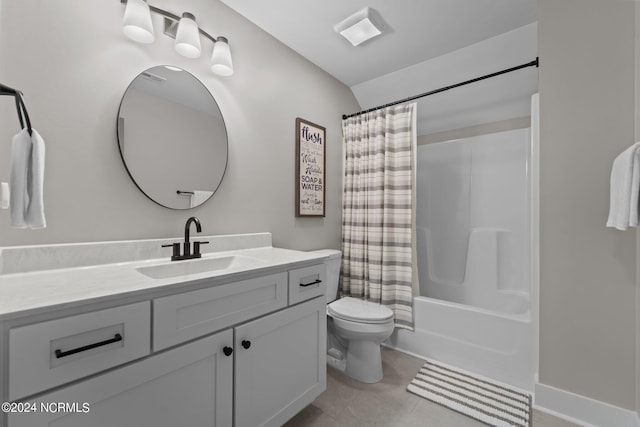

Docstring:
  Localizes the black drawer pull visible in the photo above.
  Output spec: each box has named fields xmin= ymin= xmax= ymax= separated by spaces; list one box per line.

xmin=300 ymin=279 xmax=322 ymax=287
xmin=223 ymin=346 xmax=233 ymax=356
xmin=242 ymin=340 xmax=251 ymax=349
xmin=54 ymin=333 xmax=123 ymax=359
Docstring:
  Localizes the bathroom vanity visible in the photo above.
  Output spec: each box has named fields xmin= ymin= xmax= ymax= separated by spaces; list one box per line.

xmin=0 ymin=233 xmax=327 ymax=427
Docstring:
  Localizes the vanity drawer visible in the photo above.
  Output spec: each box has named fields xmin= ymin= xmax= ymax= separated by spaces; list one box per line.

xmin=288 ymin=264 xmax=326 ymax=305
xmin=9 ymin=301 xmax=150 ymax=400
xmin=153 ymin=272 xmax=288 ymax=351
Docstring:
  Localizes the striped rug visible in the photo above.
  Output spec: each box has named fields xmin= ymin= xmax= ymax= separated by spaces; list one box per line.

xmin=407 ymin=359 xmax=531 ymax=427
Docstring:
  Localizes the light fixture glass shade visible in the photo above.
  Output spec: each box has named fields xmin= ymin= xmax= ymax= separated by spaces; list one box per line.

xmin=175 ymin=13 xmax=201 ymax=59
xmin=210 ymin=37 xmax=234 ymax=76
xmin=122 ymin=0 xmax=155 ymax=44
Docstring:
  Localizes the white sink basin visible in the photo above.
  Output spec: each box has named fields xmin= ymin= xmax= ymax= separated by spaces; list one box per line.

xmin=136 ymin=255 xmax=260 ymax=279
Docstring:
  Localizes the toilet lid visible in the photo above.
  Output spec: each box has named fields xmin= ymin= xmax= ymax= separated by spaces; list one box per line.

xmin=328 ymin=297 xmax=394 ymax=324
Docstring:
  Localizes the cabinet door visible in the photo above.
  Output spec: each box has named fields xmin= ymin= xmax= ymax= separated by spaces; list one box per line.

xmin=235 ymin=296 xmax=326 ymax=427
xmin=8 ymin=330 xmax=233 ymax=427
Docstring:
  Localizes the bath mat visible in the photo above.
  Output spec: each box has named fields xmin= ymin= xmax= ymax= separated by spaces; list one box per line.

xmin=407 ymin=359 xmax=531 ymax=427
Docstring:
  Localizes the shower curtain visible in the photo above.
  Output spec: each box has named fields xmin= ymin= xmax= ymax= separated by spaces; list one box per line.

xmin=341 ymin=103 xmax=416 ymax=330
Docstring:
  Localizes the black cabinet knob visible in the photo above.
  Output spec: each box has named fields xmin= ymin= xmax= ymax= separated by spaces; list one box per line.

xmin=241 ymin=340 xmax=251 ymax=349
xmin=223 ymin=346 xmax=233 ymax=356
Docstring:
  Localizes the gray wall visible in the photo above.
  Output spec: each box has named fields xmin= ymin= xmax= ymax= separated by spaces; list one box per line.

xmin=636 ymin=3 xmax=640 ymax=415
xmin=539 ymin=0 xmax=636 ymax=409
xmin=0 ymin=0 xmax=360 ymax=249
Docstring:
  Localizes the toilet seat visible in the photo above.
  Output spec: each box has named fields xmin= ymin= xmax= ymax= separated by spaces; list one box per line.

xmin=328 ymin=297 xmax=394 ymax=324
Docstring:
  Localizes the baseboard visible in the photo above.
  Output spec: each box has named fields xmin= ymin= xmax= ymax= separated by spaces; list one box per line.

xmin=534 ymin=383 xmax=639 ymax=427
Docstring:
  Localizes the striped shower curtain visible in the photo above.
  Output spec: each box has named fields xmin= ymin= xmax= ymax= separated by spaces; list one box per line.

xmin=341 ymin=103 xmax=416 ymax=330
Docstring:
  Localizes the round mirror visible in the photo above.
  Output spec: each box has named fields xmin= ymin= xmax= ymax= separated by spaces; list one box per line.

xmin=117 ymin=66 xmax=228 ymax=209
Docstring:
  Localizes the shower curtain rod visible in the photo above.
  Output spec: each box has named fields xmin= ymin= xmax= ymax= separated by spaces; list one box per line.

xmin=342 ymin=57 xmax=539 ymax=120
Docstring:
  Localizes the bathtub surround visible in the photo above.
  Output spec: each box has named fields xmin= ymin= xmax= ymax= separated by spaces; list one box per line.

xmin=341 ymin=103 xmax=417 ymax=329
xmin=388 ymin=123 xmax=537 ymax=392
xmin=417 ymin=128 xmax=532 ymax=314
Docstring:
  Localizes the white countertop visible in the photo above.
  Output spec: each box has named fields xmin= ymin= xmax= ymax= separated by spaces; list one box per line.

xmin=0 ymin=233 xmax=330 ymax=320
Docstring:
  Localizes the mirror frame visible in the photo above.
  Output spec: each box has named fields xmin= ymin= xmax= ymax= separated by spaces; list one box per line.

xmin=116 ymin=65 xmax=228 ymax=210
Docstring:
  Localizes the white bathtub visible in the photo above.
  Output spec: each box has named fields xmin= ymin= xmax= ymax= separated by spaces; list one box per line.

xmin=386 ymin=295 xmax=536 ymax=391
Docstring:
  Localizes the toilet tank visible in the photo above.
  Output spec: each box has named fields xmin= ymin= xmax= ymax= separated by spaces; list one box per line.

xmin=309 ymin=249 xmax=342 ymax=303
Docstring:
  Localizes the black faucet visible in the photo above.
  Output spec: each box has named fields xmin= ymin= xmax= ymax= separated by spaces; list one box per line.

xmin=183 ymin=216 xmax=201 ymax=257
xmin=162 ymin=216 xmax=209 ymax=261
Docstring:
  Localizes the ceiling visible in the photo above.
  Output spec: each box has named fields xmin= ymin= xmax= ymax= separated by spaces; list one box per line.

xmin=220 ymin=0 xmax=537 ymax=87
xmin=220 ymin=0 xmax=538 ymax=135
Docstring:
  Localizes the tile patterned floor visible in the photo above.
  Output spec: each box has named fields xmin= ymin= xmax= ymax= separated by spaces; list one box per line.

xmin=285 ymin=347 xmax=581 ymax=427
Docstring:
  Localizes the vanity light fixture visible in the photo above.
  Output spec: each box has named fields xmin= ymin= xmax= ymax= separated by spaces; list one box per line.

xmin=334 ymin=7 xmax=386 ymax=47
xmin=119 ymin=0 xmax=234 ymax=76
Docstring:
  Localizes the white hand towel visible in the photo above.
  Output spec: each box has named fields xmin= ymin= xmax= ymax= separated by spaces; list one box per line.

xmin=10 ymin=128 xmax=32 ymax=228
xmin=607 ymin=142 xmax=640 ymax=230
xmin=9 ymin=128 xmax=46 ymax=229
xmin=190 ymin=190 xmax=214 ymax=208
xmin=25 ymin=129 xmax=46 ymax=229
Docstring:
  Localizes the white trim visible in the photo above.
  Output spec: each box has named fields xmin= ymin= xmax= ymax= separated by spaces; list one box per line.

xmin=534 ymin=383 xmax=639 ymax=427
xmin=530 ymin=93 xmax=540 ymax=397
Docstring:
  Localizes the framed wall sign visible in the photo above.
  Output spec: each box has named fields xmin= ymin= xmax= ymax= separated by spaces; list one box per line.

xmin=295 ymin=117 xmax=326 ymax=217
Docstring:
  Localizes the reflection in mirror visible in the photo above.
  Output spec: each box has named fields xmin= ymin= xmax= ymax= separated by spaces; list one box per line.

xmin=117 ymin=65 xmax=228 ymax=209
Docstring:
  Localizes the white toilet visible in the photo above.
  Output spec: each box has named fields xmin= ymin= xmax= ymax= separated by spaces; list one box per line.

xmin=314 ymin=249 xmax=395 ymax=384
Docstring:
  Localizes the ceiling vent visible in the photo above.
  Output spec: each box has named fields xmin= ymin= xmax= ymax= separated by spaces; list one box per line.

xmin=334 ymin=7 xmax=386 ymax=47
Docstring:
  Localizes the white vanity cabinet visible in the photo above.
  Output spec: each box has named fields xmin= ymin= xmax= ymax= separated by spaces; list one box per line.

xmin=3 ymin=262 xmax=327 ymax=427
